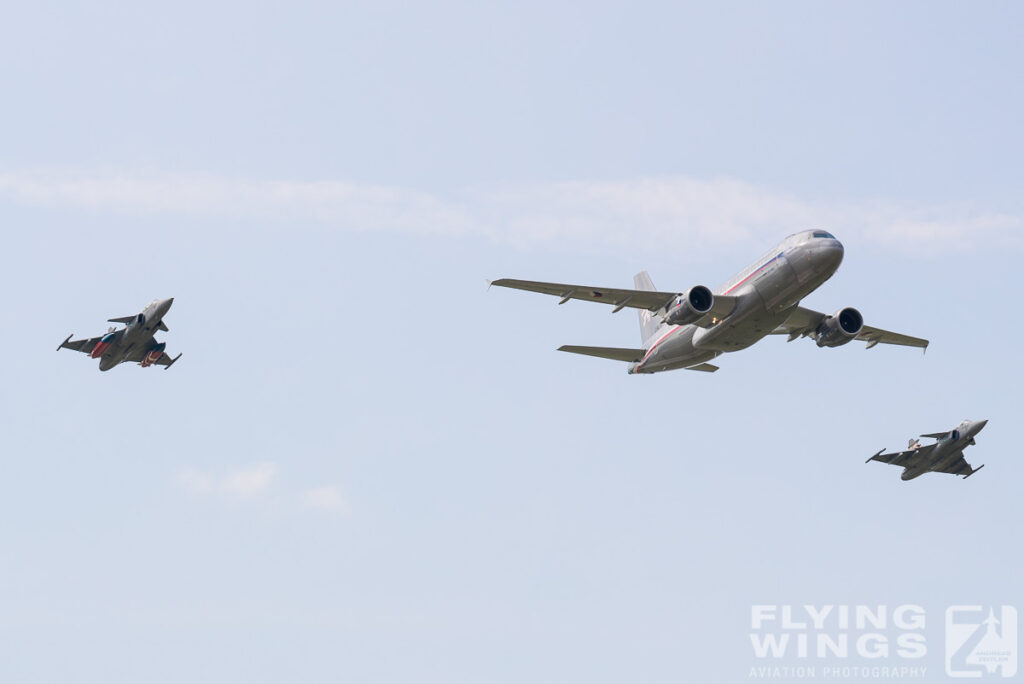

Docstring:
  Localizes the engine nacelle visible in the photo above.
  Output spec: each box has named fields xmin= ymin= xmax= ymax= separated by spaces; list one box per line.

xmin=814 ymin=307 xmax=864 ymax=347
xmin=663 ymin=285 xmax=714 ymax=326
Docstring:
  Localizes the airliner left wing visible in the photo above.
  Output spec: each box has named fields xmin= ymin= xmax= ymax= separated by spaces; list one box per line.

xmin=772 ymin=306 xmax=929 ymax=349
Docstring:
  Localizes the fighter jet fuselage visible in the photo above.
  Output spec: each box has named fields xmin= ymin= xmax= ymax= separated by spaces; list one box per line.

xmin=58 ymin=298 xmax=180 ymax=371
xmin=868 ymin=420 xmax=988 ymax=480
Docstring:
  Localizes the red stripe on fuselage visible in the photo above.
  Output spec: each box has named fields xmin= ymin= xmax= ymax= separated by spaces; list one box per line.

xmin=721 ymin=252 xmax=782 ymax=295
xmin=638 ymin=252 xmax=783 ymax=369
xmin=638 ymin=325 xmax=680 ymax=368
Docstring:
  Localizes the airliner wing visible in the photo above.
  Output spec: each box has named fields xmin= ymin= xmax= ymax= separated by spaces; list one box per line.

xmin=490 ymin=279 xmax=677 ymax=311
xmin=558 ymin=345 xmax=646 ymax=362
xmin=771 ymin=306 xmax=929 ymax=349
xmin=490 ymin=278 xmax=740 ymax=322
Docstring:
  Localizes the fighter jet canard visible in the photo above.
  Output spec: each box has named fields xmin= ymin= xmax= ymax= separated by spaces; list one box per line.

xmin=490 ymin=231 xmax=928 ymax=374
xmin=57 ymin=298 xmax=181 ymax=371
xmin=866 ymin=419 xmax=988 ymax=481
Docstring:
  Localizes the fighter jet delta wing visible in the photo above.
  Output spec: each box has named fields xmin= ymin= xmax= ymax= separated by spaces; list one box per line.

xmin=489 ymin=278 xmax=738 ymax=321
xmin=932 ymin=452 xmax=985 ymax=478
xmin=57 ymin=334 xmax=105 ymax=355
xmin=770 ymin=305 xmax=928 ymax=350
xmin=866 ymin=443 xmax=937 ymax=468
xmin=123 ymin=344 xmax=182 ymax=369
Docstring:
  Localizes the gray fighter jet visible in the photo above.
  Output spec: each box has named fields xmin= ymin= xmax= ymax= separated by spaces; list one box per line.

xmin=58 ymin=298 xmax=181 ymax=371
xmin=866 ymin=420 xmax=988 ymax=480
xmin=491 ymin=231 xmax=927 ymax=374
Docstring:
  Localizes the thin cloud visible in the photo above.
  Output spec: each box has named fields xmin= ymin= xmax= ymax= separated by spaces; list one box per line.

xmin=174 ymin=464 xmax=347 ymax=514
xmin=301 ymin=485 xmax=347 ymax=513
xmin=221 ymin=462 xmax=277 ymax=496
xmin=1 ymin=168 xmax=1019 ymax=254
xmin=175 ymin=462 xmax=277 ymax=498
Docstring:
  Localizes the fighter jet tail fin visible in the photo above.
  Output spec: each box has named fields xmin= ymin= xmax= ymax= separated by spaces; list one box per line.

xmin=963 ymin=464 xmax=985 ymax=479
xmin=633 ymin=271 xmax=661 ymax=345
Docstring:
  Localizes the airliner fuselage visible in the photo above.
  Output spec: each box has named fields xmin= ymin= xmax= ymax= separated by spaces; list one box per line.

xmin=631 ymin=231 xmax=843 ymax=373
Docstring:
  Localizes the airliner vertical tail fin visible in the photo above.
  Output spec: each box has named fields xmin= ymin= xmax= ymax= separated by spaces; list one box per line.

xmin=633 ymin=271 xmax=661 ymax=346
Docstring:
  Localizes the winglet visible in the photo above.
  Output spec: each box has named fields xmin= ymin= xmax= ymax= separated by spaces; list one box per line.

xmin=963 ymin=464 xmax=985 ymax=479
xmin=57 ymin=334 xmax=72 ymax=351
xmin=164 ymin=353 xmax=182 ymax=370
xmin=867 ymin=448 xmax=885 ymax=464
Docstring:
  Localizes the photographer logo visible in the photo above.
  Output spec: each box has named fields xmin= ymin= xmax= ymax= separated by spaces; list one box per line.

xmin=945 ymin=606 xmax=1017 ymax=678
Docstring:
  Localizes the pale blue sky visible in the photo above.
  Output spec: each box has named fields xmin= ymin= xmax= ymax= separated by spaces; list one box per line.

xmin=1 ymin=2 xmax=1021 ymax=682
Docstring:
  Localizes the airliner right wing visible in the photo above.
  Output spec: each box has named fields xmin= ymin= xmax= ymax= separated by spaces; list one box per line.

xmin=490 ymin=278 xmax=739 ymax=323
xmin=490 ymin=279 xmax=677 ymax=311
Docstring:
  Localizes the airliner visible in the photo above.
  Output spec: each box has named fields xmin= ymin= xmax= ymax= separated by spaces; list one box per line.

xmin=491 ymin=230 xmax=927 ymax=374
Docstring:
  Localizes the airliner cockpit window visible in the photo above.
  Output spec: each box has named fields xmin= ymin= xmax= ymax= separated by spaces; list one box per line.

xmin=812 ymin=231 xmax=835 ymax=239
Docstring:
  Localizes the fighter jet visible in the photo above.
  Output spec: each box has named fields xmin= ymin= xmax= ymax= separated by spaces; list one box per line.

xmin=866 ymin=419 xmax=988 ymax=480
xmin=490 ymin=231 xmax=927 ymax=374
xmin=57 ymin=298 xmax=181 ymax=371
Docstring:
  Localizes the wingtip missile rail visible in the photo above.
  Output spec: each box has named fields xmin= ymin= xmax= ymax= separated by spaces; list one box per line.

xmin=963 ymin=464 xmax=985 ymax=479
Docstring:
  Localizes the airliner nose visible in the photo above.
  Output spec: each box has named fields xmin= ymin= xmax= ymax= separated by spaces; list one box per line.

xmin=819 ymin=239 xmax=844 ymax=271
